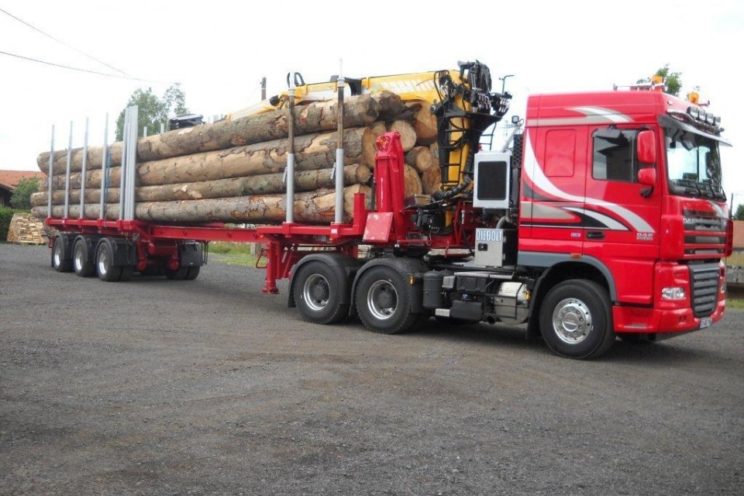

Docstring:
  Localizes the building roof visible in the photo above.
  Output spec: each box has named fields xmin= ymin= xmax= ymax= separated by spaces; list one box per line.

xmin=0 ymin=170 xmax=46 ymax=191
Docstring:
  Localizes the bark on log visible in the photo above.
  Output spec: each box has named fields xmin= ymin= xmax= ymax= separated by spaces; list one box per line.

xmin=421 ymin=164 xmax=442 ymax=195
xmin=37 ymin=94 xmax=383 ymax=172
xmin=404 ymin=165 xmax=423 ymax=197
xmin=32 ymin=165 xmax=371 ymax=206
xmin=47 ymin=128 xmax=371 ymax=189
xmin=388 ymin=120 xmax=416 ymax=151
xmin=406 ymin=101 xmax=438 ymax=145
xmin=33 ymin=185 xmax=370 ymax=224
xmin=405 ymin=146 xmax=435 ymax=173
xmin=372 ymin=91 xmax=407 ymax=121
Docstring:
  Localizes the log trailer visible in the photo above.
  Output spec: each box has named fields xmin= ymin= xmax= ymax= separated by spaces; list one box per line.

xmin=45 ymin=61 xmax=732 ymax=359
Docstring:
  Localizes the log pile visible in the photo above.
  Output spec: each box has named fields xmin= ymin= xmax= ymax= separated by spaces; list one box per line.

xmin=31 ymin=91 xmax=444 ymax=225
xmin=6 ymin=213 xmax=47 ymax=245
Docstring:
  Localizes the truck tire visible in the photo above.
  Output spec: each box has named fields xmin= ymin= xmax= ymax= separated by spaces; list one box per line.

xmin=165 ymin=266 xmax=189 ymax=280
xmin=185 ymin=266 xmax=201 ymax=280
xmin=72 ymin=236 xmax=96 ymax=277
xmin=293 ymin=261 xmax=348 ymax=324
xmin=354 ymin=265 xmax=422 ymax=334
xmin=52 ymin=236 xmax=73 ymax=273
xmin=539 ymin=279 xmax=615 ymax=359
xmin=95 ymin=239 xmax=123 ymax=282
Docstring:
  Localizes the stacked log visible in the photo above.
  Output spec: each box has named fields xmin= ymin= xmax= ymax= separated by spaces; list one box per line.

xmin=6 ymin=213 xmax=47 ymax=245
xmin=32 ymin=91 xmax=446 ymax=225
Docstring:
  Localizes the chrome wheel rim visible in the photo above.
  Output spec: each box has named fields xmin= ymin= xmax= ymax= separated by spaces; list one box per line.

xmin=53 ymin=247 xmax=62 ymax=268
xmin=367 ymin=279 xmax=398 ymax=321
xmin=302 ymin=274 xmax=330 ymax=312
xmin=552 ymin=297 xmax=593 ymax=344
xmin=98 ymin=250 xmax=108 ymax=277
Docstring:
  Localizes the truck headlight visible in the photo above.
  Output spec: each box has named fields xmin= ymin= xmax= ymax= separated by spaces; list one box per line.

xmin=661 ymin=287 xmax=686 ymax=301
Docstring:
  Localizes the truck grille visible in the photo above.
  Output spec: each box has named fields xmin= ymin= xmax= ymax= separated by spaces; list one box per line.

xmin=689 ymin=263 xmax=720 ymax=318
xmin=683 ymin=209 xmax=727 ymax=259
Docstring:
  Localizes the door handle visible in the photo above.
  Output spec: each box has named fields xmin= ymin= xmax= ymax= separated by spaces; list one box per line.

xmin=586 ymin=231 xmax=605 ymax=240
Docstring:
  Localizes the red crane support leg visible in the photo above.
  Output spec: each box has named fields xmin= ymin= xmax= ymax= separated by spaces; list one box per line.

xmin=262 ymin=240 xmax=280 ymax=294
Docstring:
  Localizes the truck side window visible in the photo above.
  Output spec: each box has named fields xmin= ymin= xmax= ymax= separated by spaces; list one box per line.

xmin=593 ymin=130 xmax=637 ymax=182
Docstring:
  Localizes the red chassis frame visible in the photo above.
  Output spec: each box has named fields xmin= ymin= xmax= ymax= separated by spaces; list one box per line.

xmin=46 ymin=133 xmax=475 ymax=294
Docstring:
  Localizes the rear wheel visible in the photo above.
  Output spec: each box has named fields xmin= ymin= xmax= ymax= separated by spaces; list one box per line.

xmin=73 ymin=237 xmax=96 ymax=277
xmin=539 ymin=279 xmax=615 ymax=359
xmin=355 ymin=265 xmax=421 ymax=334
xmin=185 ymin=266 xmax=201 ymax=280
xmin=165 ymin=266 xmax=190 ymax=280
xmin=52 ymin=236 xmax=73 ymax=272
xmin=96 ymin=239 xmax=123 ymax=282
xmin=293 ymin=261 xmax=348 ymax=324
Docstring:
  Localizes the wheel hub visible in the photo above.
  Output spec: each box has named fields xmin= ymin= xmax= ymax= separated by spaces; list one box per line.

xmin=367 ymin=280 xmax=398 ymax=321
xmin=552 ymin=298 xmax=593 ymax=345
xmin=303 ymin=273 xmax=330 ymax=312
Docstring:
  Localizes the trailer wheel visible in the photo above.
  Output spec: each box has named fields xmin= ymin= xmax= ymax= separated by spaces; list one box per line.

xmin=355 ymin=265 xmax=421 ymax=334
xmin=72 ymin=236 xmax=96 ymax=277
xmin=52 ymin=236 xmax=73 ymax=272
xmin=293 ymin=261 xmax=348 ymax=324
xmin=95 ymin=239 xmax=123 ymax=282
xmin=539 ymin=279 xmax=615 ymax=359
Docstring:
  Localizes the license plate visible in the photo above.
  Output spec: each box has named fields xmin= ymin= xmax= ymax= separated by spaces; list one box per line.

xmin=699 ymin=317 xmax=712 ymax=329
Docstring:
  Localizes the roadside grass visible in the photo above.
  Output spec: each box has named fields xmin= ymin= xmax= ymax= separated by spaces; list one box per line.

xmin=727 ymin=251 xmax=744 ymax=267
xmin=208 ymin=242 xmax=259 ymax=267
xmin=726 ymin=297 xmax=744 ymax=310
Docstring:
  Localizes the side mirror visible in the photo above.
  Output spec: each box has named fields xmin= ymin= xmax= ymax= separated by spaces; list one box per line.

xmin=637 ymin=130 xmax=657 ymax=164
xmin=637 ymin=167 xmax=656 ymax=197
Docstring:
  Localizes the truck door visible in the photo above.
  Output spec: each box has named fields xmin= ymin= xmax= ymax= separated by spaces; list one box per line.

xmin=583 ymin=127 xmax=661 ymax=305
xmin=521 ymin=126 xmax=587 ymax=256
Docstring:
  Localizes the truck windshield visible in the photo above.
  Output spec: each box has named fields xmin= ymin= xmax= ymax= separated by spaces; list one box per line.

xmin=664 ymin=127 xmax=726 ymax=201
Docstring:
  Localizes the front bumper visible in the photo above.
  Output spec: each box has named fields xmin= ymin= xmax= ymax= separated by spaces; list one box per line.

xmin=613 ymin=297 xmax=725 ymax=335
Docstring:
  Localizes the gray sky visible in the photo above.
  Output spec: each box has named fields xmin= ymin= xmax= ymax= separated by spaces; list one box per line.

xmin=1 ymin=0 xmax=742 ymax=201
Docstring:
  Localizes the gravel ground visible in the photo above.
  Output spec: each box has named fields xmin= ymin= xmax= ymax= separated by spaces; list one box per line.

xmin=1 ymin=243 xmax=743 ymax=495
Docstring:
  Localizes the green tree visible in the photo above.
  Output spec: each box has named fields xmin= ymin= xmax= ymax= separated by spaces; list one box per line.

xmin=637 ymin=64 xmax=682 ymax=96
xmin=734 ymin=204 xmax=744 ymax=221
xmin=10 ymin=177 xmax=40 ymax=210
xmin=115 ymin=84 xmax=189 ymax=140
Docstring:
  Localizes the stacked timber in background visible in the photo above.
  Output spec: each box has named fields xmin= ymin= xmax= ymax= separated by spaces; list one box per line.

xmin=6 ymin=213 xmax=47 ymax=245
xmin=31 ymin=91 xmax=443 ymax=224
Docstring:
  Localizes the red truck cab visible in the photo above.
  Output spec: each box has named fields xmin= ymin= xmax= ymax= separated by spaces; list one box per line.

xmin=519 ymin=90 xmax=730 ymax=342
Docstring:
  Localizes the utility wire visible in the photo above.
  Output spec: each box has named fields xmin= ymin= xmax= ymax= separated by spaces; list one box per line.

xmin=0 ymin=6 xmax=129 ymax=76
xmin=0 ymin=49 xmax=167 ymax=84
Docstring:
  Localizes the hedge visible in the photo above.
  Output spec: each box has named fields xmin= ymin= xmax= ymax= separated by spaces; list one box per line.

xmin=0 ymin=207 xmax=19 ymax=241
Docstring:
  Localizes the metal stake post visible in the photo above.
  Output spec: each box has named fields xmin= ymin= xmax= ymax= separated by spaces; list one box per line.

xmin=46 ymin=125 xmax=55 ymax=218
xmin=100 ymin=114 xmax=109 ymax=219
xmin=284 ymin=75 xmax=296 ymax=223
xmin=79 ymin=117 xmax=89 ymax=218
xmin=123 ymin=107 xmax=138 ymax=220
xmin=334 ymin=60 xmax=345 ymax=224
xmin=119 ymin=107 xmax=131 ymax=220
xmin=63 ymin=121 xmax=73 ymax=219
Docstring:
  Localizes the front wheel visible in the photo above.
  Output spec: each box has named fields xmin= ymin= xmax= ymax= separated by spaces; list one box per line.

xmin=539 ymin=279 xmax=615 ymax=359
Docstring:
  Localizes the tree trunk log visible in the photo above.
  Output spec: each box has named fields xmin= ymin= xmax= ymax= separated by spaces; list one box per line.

xmin=405 ymin=146 xmax=435 ymax=173
xmin=407 ymin=101 xmax=438 ymax=145
xmin=361 ymin=122 xmax=387 ymax=168
xmin=372 ymin=91 xmax=407 ymax=122
xmin=404 ymin=165 xmax=423 ymax=196
xmin=32 ymin=164 xmax=370 ymax=206
xmin=388 ymin=120 xmax=416 ymax=151
xmin=37 ymin=94 xmax=384 ymax=172
xmin=421 ymin=164 xmax=442 ymax=195
xmin=33 ymin=185 xmax=370 ymax=224
xmin=47 ymin=128 xmax=371 ymax=189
